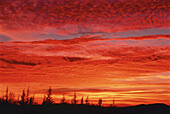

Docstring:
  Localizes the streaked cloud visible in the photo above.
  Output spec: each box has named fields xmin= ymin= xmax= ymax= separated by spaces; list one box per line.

xmin=0 ymin=0 xmax=169 ymax=106
xmin=0 ymin=0 xmax=169 ymax=42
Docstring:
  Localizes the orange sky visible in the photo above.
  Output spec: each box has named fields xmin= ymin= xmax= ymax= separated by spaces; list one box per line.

xmin=0 ymin=35 xmax=170 ymax=106
xmin=0 ymin=0 xmax=170 ymax=107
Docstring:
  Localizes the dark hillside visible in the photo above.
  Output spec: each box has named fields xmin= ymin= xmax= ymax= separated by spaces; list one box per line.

xmin=0 ymin=103 xmax=169 ymax=114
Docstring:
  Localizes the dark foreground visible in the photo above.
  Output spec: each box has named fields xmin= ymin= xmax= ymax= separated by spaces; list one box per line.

xmin=0 ymin=103 xmax=169 ymax=114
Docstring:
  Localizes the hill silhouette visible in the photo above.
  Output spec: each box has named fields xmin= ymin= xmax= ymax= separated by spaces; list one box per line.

xmin=0 ymin=103 xmax=169 ymax=114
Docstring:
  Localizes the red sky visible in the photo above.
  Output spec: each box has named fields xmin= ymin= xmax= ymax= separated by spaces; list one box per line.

xmin=0 ymin=0 xmax=169 ymax=106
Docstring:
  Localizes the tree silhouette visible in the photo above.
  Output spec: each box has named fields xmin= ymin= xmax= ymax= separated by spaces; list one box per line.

xmin=112 ymin=97 xmax=116 ymax=107
xmin=85 ymin=96 xmax=89 ymax=105
xmin=42 ymin=95 xmax=46 ymax=105
xmin=0 ymin=95 xmax=5 ymax=104
xmin=98 ymin=98 xmax=102 ymax=107
xmin=5 ymin=87 xmax=8 ymax=103
xmin=43 ymin=87 xmax=54 ymax=105
xmin=20 ymin=89 xmax=26 ymax=105
xmin=29 ymin=95 xmax=35 ymax=105
xmin=26 ymin=87 xmax=30 ymax=103
xmin=9 ymin=92 xmax=15 ymax=104
xmin=71 ymin=92 xmax=78 ymax=104
xmin=61 ymin=94 xmax=66 ymax=104
xmin=80 ymin=96 xmax=84 ymax=105
xmin=1 ymin=87 xmax=35 ymax=105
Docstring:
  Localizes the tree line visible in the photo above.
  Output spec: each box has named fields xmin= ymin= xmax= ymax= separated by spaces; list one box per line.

xmin=0 ymin=87 xmax=116 ymax=107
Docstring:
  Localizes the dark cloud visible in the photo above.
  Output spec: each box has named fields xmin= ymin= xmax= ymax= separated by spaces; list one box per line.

xmin=36 ymin=87 xmax=170 ymax=95
xmin=0 ymin=34 xmax=12 ymax=42
xmin=63 ymin=57 xmax=88 ymax=62
xmin=36 ymin=87 xmax=124 ymax=94
xmin=0 ymin=0 xmax=168 ymax=31
xmin=102 ymin=28 xmax=170 ymax=39
xmin=0 ymin=58 xmax=38 ymax=66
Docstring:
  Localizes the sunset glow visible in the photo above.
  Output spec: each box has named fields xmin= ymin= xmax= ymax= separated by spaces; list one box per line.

xmin=0 ymin=0 xmax=169 ymax=107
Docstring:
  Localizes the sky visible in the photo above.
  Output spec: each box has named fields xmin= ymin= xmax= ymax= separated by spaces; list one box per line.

xmin=0 ymin=0 xmax=169 ymax=106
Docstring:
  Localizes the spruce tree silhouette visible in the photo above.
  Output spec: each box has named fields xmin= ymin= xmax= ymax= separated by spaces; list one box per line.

xmin=20 ymin=89 xmax=26 ymax=105
xmin=9 ymin=92 xmax=15 ymax=104
xmin=43 ymin=87 xmax=54 ymax=105
xmin=113 ymin=97 xmax=116 ymax=107
xmin=71 ymin=92 xmax=78 ymax=104
xmin=26 ymin=87 xmax=30 ymax=104
xmin=5 ymin=87 xmax=8 ymax=103
xmin=81 ymin=96 xmax=84 ymax=105
xmin=98 ymin=98 xmax=102 ymax=107
xmin=29 ymin=95 xmax=35 ymax=105
xmin=85 ymin=96 xmax=89 ymax=105
xmin=61 ymin=94 xmax=66 ymax=104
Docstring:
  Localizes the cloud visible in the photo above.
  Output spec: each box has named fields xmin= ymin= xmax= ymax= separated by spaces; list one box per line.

xmin=0 ymin=0 xmax=169 ymax=41
xmin=0 ymin=36 xmax=169 ymax=85
xmin=35 ymin=86 xmax=170 ymax=95
xmin=5 ymin=34 xmax=169 ymax=45
xmin=0 ymin=35 xmax=169 ymax=63
xmin=0 ymin=58 xmax=38 ymax=66
xmin=103 ymin=28 xmax=170 ymax=39
xmin=111 ymin=76 xmax=170 ymax=85
xmin=62 ymin=57 xmax=88 ymax=62
xmin=0 ymin=34 xmax=12 ymax=42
